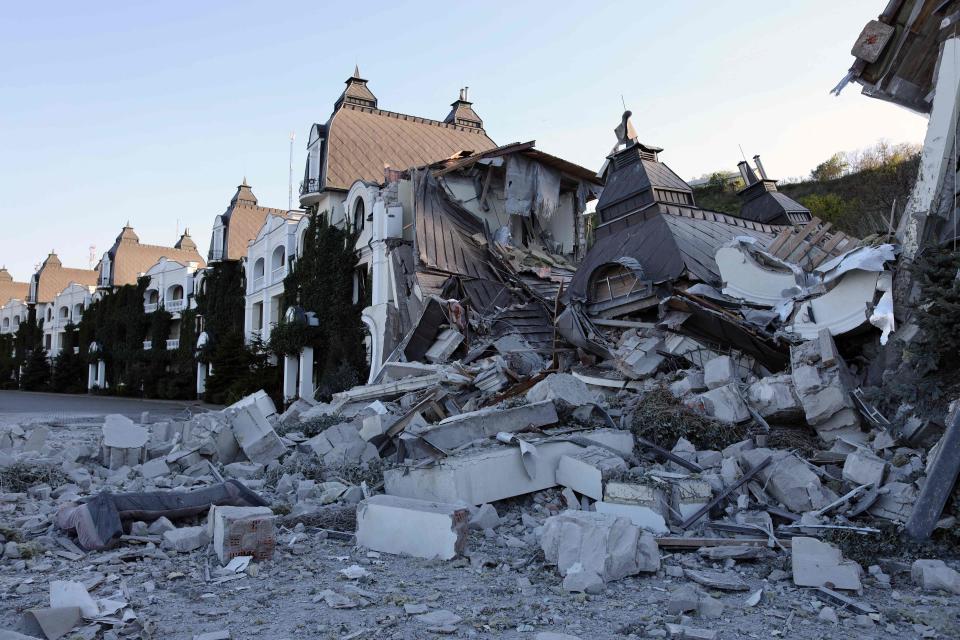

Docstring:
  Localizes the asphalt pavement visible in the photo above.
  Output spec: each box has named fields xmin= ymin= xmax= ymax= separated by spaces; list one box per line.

xmin=0 ymin=390 xmax=219 ymax=423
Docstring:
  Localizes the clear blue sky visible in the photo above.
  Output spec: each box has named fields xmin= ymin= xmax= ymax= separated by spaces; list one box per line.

xmin=0 ymin=0 xmax=926 ymax=281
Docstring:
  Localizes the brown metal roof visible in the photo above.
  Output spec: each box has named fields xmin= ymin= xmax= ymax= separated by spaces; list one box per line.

xmin=106 ymin=227 xmax=206 ymax=287
xmin=0 ymin=268 xmax=29 ymax=306
xmin=323 ymin=104 xmax=497 ymax=191
xmin=33 ymin=254 xmax=99 ymax=303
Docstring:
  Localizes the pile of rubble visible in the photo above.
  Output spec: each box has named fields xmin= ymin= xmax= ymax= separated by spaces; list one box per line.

xmin=3 ymin=239 xmax=960 ymax=638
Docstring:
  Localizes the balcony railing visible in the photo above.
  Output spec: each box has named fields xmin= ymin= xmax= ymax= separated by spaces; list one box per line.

xmin=165 ymin=299 xmax=186 ymax=312
xmin=271 ymin=266 xmax=286 ymax=283
xmin=252 ymin=276 xmax=264 ymax=291
xmin=300 ymin=178 xmax=320 ymax=195
xmin=143 ymin=340 xmax=152 ymax=350
xmin=144 ymin=302 xmax=158 ymax=313
xmin=166 ymin=339 xmax=180 ymax=350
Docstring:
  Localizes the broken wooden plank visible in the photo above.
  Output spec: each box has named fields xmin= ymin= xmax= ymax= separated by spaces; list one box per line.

xmin=680 ymin=456 xmax=772 ymax=529
xmin=684 ymin=568 xmax=750 ymax=591
xmin=766 ymin=227 xmax=794 ymax=256
xmin=774 ymin=219 xmax=819 ymax=261
xmin=811 ymin=586 xmax=876 ymax=615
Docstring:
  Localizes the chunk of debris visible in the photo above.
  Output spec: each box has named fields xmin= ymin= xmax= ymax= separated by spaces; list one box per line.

xmin=49 ymin=580 xmax=98 ymax=618
xmin=356 ymin=495 xmax=469 ymax=560
xmin=408 ymin=400 xmax=558 ymax=455
xmin=595 ymin=481 xmax=669 ymax=534
xmin=100 ymin=415 xmax=149 ymax=470
xmin=911 ymin=559 xmax=960 ymax=594
xmin=226 ymin=405 xmax=286 ymax=464
xmin=791 ymin=536 xmax=862 ymax=590
xmin=555 ymin=446 xmax=627 ymax=501
xmin=746 ymin=374 xmax=802 ymax=421
xmin=842 ymin=449 xmax=887 ymax=486
xmin=790 ymin=334 xmax=862 ymax=442
xmin=740 ymin=448 xmax=835 ymax=512
xmin=208 ymin=505 xmax=275 ymax=565
xmin=703 ymin=355 xmax=737 ymax=390
xmin=425 ymin=328 xmax=464 ymax=363
xmin=525 ymin=373 xmax=595 ymax=410
xmin=539 ymin=510 xmax=659 ymax=586
xmin=162 ymin=526 xmax=210 ymax=553
xmin=684 ymin=568 xmax=750 ymax=591
xmin=665 ymin=623 xmax=717 ymax=640
xmin=689 ymin=383 xmax=750 ymax=423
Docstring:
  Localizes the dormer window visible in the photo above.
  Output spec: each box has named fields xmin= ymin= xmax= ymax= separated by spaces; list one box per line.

xmin=353 ymin=198 xmax=366 ymax=232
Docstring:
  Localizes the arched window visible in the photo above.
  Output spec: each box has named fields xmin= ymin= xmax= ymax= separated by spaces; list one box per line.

xmin=253 ymin=258 xmax=265 ymax=280
xmin=167 ymin=285 xmax=184 ymax=301
xmin=146 ymin=289 xmax=159 ymax=304
xmin=59 ymin=306 xmax=69 ymax=319
xmin=2 ymin=319 xmax=8 ymax=330
xmin=13 ymin=315 xmax=20 ymax=326
xmin=47 ymin=307 xmax=53 ymax=321
xmin=353 ymin=198 xmax=366 ymax=232
xmin=271 ymin=246 xmax=285 ymax=273
xmin=73 ymin=303 xmax=83 ymax=320
xmin=297 ymin=227 xmax=308 ymax=257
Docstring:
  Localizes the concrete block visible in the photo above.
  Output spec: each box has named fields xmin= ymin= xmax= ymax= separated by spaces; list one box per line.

xmin=139 ymin=457 xmax=170 ymax=479
xmin=223 ymin=462 xmax=264 ymax=479
xmin=562 ymin=562 xmax=605 ymax=594
xmin=356 ymin=495 xmax=469 ymax=560
xmin=147 ymin=516 xmax=175 ymax=535
xmin=911 ymin=559 xmax=960 ymax=594
xmin=49 ymin=580 xmax=99 ymax=617
xmin=525 ymin=373 xmax=594 ymax=409
xmin=540 ymin=510 xmax=659 ymax=583
xmin=161 ymin=526 xmax=210 ymax=553
xmin=208 ymin=505 xmax=275 ymax=565
xmin=595 ymin=501 xmax=669 ymax=534
xmin=703 ymin=356 xmax=736 ymax=390
xmin=359 ymin=413 xmax=397 ymax=441
xmin=791 ymin=536 xmax=861 ymax=590
xmin=468 ymin=503 xmax=500 ymax=530
xmin=226 ymin=405 xmax=286 ymax=464
xmin=424 ymin=328 xmax=464 ymax=364
xmin=23 ymin=425 xmax=49 ymax=452
xmin=671 ymin=478 xmax=713 ymax=524
xmin=555 ymin=446 xmax=627 ymax=500
xmin=746 ymin=374 xmax=802 ymax=421
xmin=842 ymin=450 xmax=887 ymax=486
xmin=740 ymin=448 xmax=835 ymax=513
xmin=410 ymin=400 xmax=557 ymax=455
xmin=101 ymin=415 xmax=149 ymax=469
xmin=669 ymin=371 xmax=705 ymax=397
xmin=227 ymin=389 xmax=277 ymax=419
xmin=385 ymin=429 xmax=633 ymax=505
xmin=690 ymin=384 xmax=750 ymax=423
xmin=868 ymin=481 xmax=917 ymax=522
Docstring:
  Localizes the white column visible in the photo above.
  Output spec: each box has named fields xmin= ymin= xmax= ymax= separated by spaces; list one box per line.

xmin=298 ymin=347 xmax=314 ymax=401
xmin=898 ymin=37 xmax=960 ymax=259
xmin=196 ymin=362 xmax=207 ymax=397
xmin=97 ymin=360 xmax=107 ymax=389
xmin=283 ymin=354 xmax=298 ymax=402
xmin=88 ymin=363 xmax=96 ymax=390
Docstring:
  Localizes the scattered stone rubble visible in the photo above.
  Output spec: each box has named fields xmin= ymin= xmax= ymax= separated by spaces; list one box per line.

xmin=4 ymin=245 xmax=960 ymax=637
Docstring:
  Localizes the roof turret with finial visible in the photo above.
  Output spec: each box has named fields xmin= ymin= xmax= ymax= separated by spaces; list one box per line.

xmin=335 ymin=64 xmax=378 ymax=110
xmin=444 ymin=87 xmax=483 ymax=129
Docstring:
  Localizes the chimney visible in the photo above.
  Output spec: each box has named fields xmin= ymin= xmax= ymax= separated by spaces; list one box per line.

xmin=753 ymin=155 xmax=768 ymax=180
xmin=737 ymin=160 xmax=758 ymax=186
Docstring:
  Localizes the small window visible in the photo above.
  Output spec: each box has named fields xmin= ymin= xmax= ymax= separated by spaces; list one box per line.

xmin=353 ymin=198 xmax=366 ymax=232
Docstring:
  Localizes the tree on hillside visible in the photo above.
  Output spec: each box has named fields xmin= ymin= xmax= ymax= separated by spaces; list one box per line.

xmin=811 ymin=153 xmax=848 ymax=182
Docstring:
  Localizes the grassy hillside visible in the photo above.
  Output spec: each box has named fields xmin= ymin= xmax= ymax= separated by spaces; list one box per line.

xmin=693 ymin=155 xmax=919 ymax=238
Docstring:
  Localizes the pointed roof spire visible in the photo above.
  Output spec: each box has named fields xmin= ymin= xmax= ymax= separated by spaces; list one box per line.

xmin=335 ymin=65 xmax=377 ymax=109
xmin=231 ymin=179 xmax=258 ymax=206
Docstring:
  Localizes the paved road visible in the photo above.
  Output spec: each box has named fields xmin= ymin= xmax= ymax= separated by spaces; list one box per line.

xmin=0 ymin=390 xmax=220 ymax=424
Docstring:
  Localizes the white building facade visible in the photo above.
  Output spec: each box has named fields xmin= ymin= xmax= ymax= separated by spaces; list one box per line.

xmin=43 ymin=283 xmax=95 ymax=357
xmin=0 ymin=299 xmax=28 ymax=336
xmin=243 ymin=212 xmax=304 ymax=346
xmin=141 ymin=257 xmax=201 ymax=351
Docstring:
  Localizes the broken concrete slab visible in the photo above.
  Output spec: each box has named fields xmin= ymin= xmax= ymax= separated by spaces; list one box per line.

xmin=424 ymin=328 xmax=464 ymax=363
xmin=385 ymin=429 xmax=633 ymax=505
xmin=746 ymin=374 xmax=802 ymax=421
xmin=468 ymin=503 xmax=500 ymax=530
xmin=671 ymin=478 xmax=713 ymax=524
xmin=356 ymin=495 xmax=469 ymax=560
xmin=689 ymin=383 xmax=750 ymax=423
xmin=302 ymin=422 xmax=378 ymax=468
xmin=684 ymin=568 xmax=749 ymax=591
xmin=161 ymin=526 xmax=210 ymax=553
xmin=555 ymin=446 xmax=627 ymax=501
xmin=23 ymin=606 xmax=82 ymax=640
xmin=669 ymin=370 xmax=706 ymax=397
xmin=562 ymin=561 xmax=605 ymax=594
xmin=740 ymin=448 xmax=835 ymax=512
xmin=868 ymin=481 xmax=917 ymax=522
xmin=225 ymin=405 xmax=286 ymax=465
xmin=539 ymin=509 xmax=659 ymax=584
xmin=525 ymin=373 xmax=595 ymax=410
xmin=208 ymin=505 xmax=275 ymax=565
xmin=790 ymin=335 xmax=862 ymax=442
xmin=227 ymin=389 xmax=277 ymax=420
xmin=596 ymin=480 xmax=669 ymax=534
xmin=139 ymin=457 xmax=170 ymax=480
xmin=704 ymin=355 xmax=737 ymax=390
xmin=911 ymin=559 xmax=960 ymax=594
xmin=791 ymin=536 xmax=862 ymax=590
xmin=842 ymin=449 xmax=887 ymax=486
xmin=411 ymin=400 xmax=558 ymax=453
xmin=49 ymin=580 xmax=98 ymax=617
